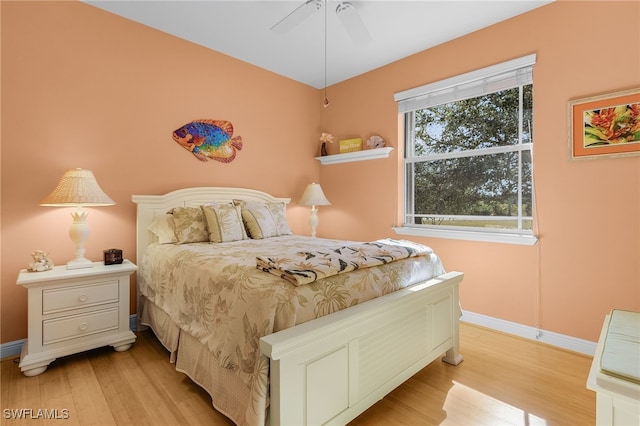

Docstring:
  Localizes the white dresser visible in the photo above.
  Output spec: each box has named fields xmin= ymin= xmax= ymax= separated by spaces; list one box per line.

xmin=17 ymin=260 xmax=137 ymax=376
xmin=587 ymin=310 xmax=640 ymax=425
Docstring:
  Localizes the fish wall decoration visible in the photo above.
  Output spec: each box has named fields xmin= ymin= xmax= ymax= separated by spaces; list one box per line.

xmin=172 ymin=119 xmax=243 ymax=163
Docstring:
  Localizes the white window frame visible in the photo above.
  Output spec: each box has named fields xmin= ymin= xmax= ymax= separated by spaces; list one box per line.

xmin=393 ymin=54 xmax=538 ymax=246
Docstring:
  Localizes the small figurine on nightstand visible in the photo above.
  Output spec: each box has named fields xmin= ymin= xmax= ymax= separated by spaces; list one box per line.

xmin=27 ymin=250 xmax=54 ymax=272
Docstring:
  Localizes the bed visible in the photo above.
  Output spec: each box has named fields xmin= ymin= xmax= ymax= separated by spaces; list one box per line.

xmin=132 ymin=187 xmax=464 ymax=426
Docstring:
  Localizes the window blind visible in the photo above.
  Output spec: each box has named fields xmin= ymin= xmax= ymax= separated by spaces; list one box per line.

xmin=395 ymin=54 xmax=536 ymax=113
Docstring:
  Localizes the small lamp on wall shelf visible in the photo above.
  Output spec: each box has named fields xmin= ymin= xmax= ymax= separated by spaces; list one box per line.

xmin=298 ymin=183 xmax=331 ymax=237
xmin=40 ymin=168 xmax=115 ymax=269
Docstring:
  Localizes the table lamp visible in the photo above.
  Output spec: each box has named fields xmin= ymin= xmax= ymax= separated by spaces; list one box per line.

xmin=40 ymin=168 xmax=115 ymax=269
xmin=298 ymin=183 xmax=331 ymax=237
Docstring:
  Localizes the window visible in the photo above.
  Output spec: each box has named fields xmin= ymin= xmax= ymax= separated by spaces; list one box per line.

xmin=394 ymin=55 xmax=537 ymax=245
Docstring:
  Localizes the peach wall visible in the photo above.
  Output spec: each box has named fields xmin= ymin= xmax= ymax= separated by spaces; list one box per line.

xmin=319 ymin=0 xmax=640 ymax=342
xmin=1 ymin=1 xmax=321 ymax=343
xmin=2 ymin=1 xmax=638 ymax=346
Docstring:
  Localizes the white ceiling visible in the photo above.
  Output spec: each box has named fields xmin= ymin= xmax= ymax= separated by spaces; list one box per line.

xmin=84 ymin=0 xmax=553 ymax=89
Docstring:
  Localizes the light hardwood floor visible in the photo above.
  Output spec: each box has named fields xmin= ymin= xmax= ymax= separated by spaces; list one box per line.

xmin=1 ymin=323 xmax=595 ymax=425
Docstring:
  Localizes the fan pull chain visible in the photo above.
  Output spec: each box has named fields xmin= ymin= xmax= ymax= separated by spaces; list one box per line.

xmin=323 ymin=0 xmax=330 ymax=107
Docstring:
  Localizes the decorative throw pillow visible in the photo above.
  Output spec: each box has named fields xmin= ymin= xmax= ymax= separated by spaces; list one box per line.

xmin=169 ymin=206 xmax=208 ymax=244
xmin=234 ymin=200 xmax=277 ymax=239
xmin=201 ymin=204 xmax=247 ymax=243
xmin=265 ymin=202 xmax=293 ymax=236
xmin=148 ymin=214 xmax=177 ymax=244
xmin=233 ymin=200 xmax=292 ymax=239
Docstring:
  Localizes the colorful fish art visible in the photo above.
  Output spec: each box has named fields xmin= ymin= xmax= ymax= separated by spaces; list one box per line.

xmin=172 ymin=119 xmax=243 ymax=163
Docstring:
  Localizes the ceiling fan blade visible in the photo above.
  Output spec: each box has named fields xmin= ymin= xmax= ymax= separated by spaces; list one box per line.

xmin=270 ymin=0 xmax=323 ymax=34
xmin=336 ymin=2 xmax=372 ymax=46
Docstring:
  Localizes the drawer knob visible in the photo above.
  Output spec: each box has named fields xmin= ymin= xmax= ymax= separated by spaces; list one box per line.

xmin=79 ymin=294 xmax=88 ymax=302
xmin=78 ymin=322 xmax=89 ymax=331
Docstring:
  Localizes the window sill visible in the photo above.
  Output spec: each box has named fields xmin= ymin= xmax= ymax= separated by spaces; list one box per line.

xmin=316 ymin=147 xmax=394 ymax=165
xmin=393 ymin=226 xmax=538 ymax=246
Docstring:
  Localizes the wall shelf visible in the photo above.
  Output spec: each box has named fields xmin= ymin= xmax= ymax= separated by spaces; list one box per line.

xmin=315 ymin=147 xmax=394 ymax=165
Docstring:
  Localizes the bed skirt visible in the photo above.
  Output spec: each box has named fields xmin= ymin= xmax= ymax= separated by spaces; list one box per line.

xmin=139 ymin=296 xmax=256 ymax=426
xmin=139 ymin=296 xmax=180 ymax=362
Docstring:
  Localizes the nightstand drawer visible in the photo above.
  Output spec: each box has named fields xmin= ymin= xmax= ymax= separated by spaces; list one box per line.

xmin=43 ymin=281 xmax=119 ymax=314
xmin=43 ymin=307 xmax=119 ymax=345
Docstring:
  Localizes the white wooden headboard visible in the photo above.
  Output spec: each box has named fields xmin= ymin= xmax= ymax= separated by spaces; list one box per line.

xmin=131 ymin=187 xmax=291 ymax=264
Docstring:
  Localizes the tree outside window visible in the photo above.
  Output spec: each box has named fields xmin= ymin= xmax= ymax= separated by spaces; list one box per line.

xmin=404 ymin=85 xmax=534 ymax=233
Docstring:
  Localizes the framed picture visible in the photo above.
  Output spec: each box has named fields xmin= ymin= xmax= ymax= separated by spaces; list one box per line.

xmin=568 ymin=88 xmax=640 ymax=159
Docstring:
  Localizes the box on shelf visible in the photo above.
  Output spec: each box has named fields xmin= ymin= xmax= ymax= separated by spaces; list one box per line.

xmin=339 ymin=138 xmax=363 ymax=153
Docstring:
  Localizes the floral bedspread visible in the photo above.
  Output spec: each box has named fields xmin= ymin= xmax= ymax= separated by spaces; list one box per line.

xmin=139 ymin=235 xmax=444 ymax=425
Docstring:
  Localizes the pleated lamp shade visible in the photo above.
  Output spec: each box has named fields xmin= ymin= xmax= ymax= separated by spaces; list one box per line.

xmin=298 ymin=183 xmax=331 ymax=207
xmin=40 ymin=168 xmax=115 ymax=206
xmin=40 ymin=168 xmax=114 ymax=269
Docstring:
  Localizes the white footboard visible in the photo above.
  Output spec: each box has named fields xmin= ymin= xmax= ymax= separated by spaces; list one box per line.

xmin=260 ymin=271 xmax=464 ymax=426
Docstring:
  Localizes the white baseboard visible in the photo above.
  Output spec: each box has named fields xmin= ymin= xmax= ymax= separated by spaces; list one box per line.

xmin=461 ymin=310 xmax=596 ymax=356
xmin=2 ymin=313 xmax=596 ymax=359
xmin=0 ymin=315 xmax=139 ymax=359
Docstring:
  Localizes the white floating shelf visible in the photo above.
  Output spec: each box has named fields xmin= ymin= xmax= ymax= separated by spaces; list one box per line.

xmin=315 ymin=147 xmax=394 ymax=165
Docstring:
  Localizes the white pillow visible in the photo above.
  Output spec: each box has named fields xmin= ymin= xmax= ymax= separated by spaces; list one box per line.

xmin=148 ymin=214 xmax=177 ymax=244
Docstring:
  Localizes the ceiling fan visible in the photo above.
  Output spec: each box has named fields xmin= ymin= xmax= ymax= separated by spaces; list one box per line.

xmin=270 ymin=0 xmax=372 ymax=46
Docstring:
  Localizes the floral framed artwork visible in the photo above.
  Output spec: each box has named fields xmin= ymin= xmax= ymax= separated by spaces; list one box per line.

xmin=568 ymin=88 xmax=640 ymax=159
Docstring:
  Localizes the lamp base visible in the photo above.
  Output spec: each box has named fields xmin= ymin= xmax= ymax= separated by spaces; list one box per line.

xmin=309 ymin=205 xmax=319 ymax=238
xmin=67 ymin=207 xmax=93 ymax=269
xmin=66 ymin=257 xmax=93 ymax=270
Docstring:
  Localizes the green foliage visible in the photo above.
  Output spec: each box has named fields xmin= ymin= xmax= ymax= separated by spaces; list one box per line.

xmin=408 ymin=85 xmax=533 ymax=227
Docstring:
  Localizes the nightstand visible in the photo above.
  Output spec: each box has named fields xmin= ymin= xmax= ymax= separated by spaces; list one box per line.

xmin=17 ymin=260 xmax=137 ymax=376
